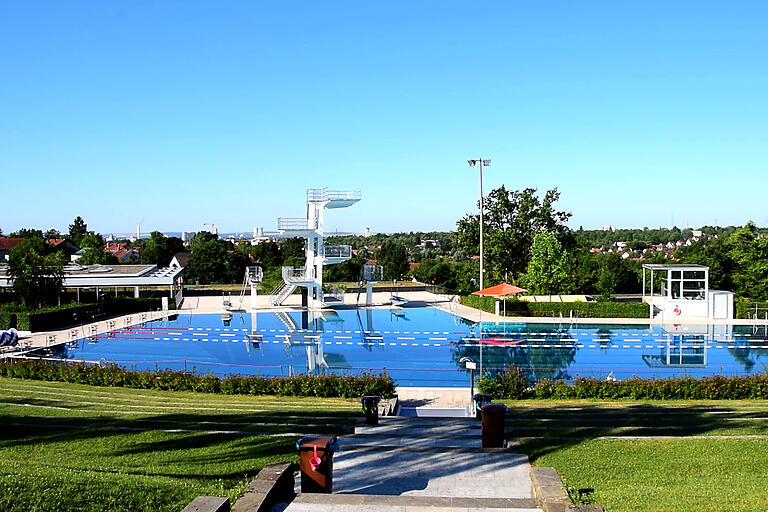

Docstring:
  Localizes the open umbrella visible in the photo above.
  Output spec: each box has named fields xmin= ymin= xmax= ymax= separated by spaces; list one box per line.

xmin=472 ymin=283 xmax=527 ymax=297
xmin=472 ymin=283 xmax=527 ymax=316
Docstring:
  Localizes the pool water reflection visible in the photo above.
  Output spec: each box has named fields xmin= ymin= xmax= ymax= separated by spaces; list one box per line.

xmin=43 ymin=307 xmax=768 ymax=387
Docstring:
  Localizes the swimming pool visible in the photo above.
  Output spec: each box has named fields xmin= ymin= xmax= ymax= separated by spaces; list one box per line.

xmin=39 ymin=307 xmax=768 ymax=387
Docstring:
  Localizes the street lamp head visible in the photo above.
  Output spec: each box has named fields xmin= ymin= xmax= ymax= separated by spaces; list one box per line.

xmin=482 ymin=159 xmax=491 ymax=166
xmin=467 ymin=159 xmax=477 ymax=167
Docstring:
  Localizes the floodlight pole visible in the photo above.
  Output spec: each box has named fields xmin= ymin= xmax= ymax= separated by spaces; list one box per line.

xmin=468 ymin=158 xmax=491 ymax=290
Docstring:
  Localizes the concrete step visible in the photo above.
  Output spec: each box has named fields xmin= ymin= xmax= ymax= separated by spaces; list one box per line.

xmin=332 ymin=447 xmax=533 ymax=499
xmin=340 ymin=436 xmax=484 ymax=449
xmin=284 ymin=493 xmax=541 ymax=511
xmin=353 ymin=424 xmax=480 ymax=436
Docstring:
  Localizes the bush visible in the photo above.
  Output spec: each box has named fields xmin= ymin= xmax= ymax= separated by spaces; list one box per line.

xmin=0 ymin=360 xmax=397 ymax=399
xmin=459 ymin=294 xmax=649 ymax=318
xmin=479 ymin=373 xmax=768 ymax=400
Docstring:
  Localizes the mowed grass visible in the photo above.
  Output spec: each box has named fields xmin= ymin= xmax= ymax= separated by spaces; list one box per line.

xmin=503 ymin=400 xmax=768 ymax=512
xmin=0 ymin=377 xmax=360 ymax=512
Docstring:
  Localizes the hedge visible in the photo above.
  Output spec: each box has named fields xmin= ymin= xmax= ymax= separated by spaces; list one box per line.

xmin=460 ymin=294 xmax=649 ymax=318
xmin=0 ymin=359 xmax=397 ymax=399
xmin=478 ymin=366 xmax=768 ymax=400
xmin=0 ymin=298 xmax=170 ymax=332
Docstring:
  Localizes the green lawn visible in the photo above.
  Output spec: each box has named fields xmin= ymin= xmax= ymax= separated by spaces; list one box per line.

xmin=0 ymin=377 xmax=360 ymax=512
xmin=503 ymin=400 xmax=768 ymax=512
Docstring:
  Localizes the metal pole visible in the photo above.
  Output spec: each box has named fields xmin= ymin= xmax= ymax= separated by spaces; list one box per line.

xmin=479 ymin=159 xmax=484 ymax=291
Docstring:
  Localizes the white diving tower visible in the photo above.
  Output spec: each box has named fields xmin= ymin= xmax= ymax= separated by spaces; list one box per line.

xmin=271 ymin=188 xmax=361 ymax=309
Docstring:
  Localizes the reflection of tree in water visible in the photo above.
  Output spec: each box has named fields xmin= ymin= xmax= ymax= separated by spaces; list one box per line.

xmin=450 ymin=325 xmax=576 ymax=384
xmin=596 ymin=327 xmax=613 ymax=353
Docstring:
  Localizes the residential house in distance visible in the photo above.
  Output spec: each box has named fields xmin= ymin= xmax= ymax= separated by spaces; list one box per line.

xmin=46 ymin=238 xmax=80 ymax=257
xmin=0 ymin=237 xmax=24 ymax=261
xmin=169 ymin=252 xmax=190 ymax=269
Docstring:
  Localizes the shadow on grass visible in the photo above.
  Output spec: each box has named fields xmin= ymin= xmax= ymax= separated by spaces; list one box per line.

xmin=0 ymin=408 xmax=355 ymax=481
xmin=505 ymin=402 xmax=768 ymax=462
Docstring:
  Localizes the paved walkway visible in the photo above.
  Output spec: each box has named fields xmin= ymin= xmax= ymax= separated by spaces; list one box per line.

xmin=279 ymin=414 xmax=541 ymax=512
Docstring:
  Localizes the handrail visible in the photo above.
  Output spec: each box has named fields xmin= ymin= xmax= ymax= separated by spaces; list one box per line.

xmin=323 ymin=245 xmax=352 ymax=259
xmin=306 ymin=188 xmax=361 ymax=202
xmin=282 ymin=266 xmax=309 ymax=282
xmin=277 ymin=217 xmax=312 ymax=231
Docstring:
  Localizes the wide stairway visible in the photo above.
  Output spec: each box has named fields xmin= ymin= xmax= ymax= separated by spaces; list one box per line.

xmin=280 ymin=414 xmax=542 ymax=512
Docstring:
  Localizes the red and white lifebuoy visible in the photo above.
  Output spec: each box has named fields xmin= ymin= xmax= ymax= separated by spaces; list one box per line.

xmin=673 ymin=305 xmax=681 ymax=316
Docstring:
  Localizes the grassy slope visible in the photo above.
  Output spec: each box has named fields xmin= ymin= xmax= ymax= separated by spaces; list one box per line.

xmin=0 ymin=377 xmax=359 ymax=512
xmin=504 ymin=400 xmax=768 ymax=512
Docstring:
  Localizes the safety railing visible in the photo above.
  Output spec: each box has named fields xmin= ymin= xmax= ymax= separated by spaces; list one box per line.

xmin=323 ymin=245 xmax=352 ymax=259
xmin=277 ymin=217 xmax=316 ymax=231
xmin=306 ymin=188 xmax=361 ymax=203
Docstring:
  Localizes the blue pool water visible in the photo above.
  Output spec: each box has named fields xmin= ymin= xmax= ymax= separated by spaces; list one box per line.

xmin=42 ymin=307 xmax=768 ymax=387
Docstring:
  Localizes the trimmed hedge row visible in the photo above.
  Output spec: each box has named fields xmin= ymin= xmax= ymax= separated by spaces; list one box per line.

xmin=478 ymin=367 xmax=768 ymax=400
xmin=460 ymin=294 xmax=649 ymax=318
xmin=0 ymin=298 xmax=169 ymax=332
xmin=0 ymin=360 xmax=397 ymax=399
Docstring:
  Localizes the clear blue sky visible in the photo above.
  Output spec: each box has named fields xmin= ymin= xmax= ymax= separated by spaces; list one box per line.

xmin=2 ymin=1 xmax=767 ymax=236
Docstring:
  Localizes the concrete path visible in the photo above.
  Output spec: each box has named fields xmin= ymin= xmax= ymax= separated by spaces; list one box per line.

xmin=280 ymin=415 xmax=542 ymax=512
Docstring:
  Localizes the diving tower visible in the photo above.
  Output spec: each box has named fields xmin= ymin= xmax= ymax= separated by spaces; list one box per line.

xmin=271 ymin=188 xmax=361 ymax=309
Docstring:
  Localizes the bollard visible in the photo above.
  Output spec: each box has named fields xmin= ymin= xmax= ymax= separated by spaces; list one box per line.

xmin=472 ymin=393 xmax=493 ymax=420
xmin=296 ymin=436 xmax=339 ymax=493
xmin=481 ymin=403 xmax=508 ymax=448
xmin=360 ymin=395 xmax=382 ymax=425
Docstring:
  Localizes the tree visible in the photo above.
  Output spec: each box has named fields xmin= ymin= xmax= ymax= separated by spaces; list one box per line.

xmin=377 ymin=240 xmax=409 ymax=280
xmin=10 ymin=228 xmax=44 ymax=239
xmin=727 ymin=223 xmax=768 ymax=300
xmin=7 ymin=238 xmax=65 ymax=307
xmin=522 ymin=231 xmax=571 ymax=295
xmin=457 ymin=186 xmax=572 ymax=284
xmin=68 ymin=216 xmax=88 ymax=246
xmin=139 ymin=231 xmax=184 ymax=267
xmin=44 ymin=229 xmax=61 ymax=239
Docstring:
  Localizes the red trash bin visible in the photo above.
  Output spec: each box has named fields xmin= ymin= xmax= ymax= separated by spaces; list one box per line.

xmin=296 ymin=436 xmax=339 ymax=493
xmin=481 ymin=403 xmax=508 ymax=448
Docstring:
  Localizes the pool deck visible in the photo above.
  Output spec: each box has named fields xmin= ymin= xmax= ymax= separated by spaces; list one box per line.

xmin=6 ymin=289 xmax=767 ymax=354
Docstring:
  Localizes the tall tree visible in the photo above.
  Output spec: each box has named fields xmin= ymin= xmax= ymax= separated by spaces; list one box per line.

xmin=68 ymin=216 xmax=88 ymax=246
xmin=457 ymin=186 xmax=571 ymax=284
xmin=377 ymin=240 xmax=409 ymax=280
xmin=522 ymin=231 xmax=571 ymax=295
xmin=8 ymin=238 xmax=66 ymax=307
xmin=139 ymin=231 xmax=185 ymax=267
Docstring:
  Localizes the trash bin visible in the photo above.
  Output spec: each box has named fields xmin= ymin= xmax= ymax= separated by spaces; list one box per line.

xmin=481 ymin=403 xmax=508 ymax=448
xmin=361 ymin=395 xmax=382 ymax=425
xmin=296 ymin=436 xmax=339 ymax=493
xmin=472 ymin=393 xmax=493 ymax=420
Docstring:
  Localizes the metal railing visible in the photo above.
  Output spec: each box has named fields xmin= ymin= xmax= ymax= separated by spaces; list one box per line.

xmin=282 ymin=266 xmax=310 ymax=282
xmin=306 ymin=188 xmax=361 ymax=203
xmin=247 ymin=266 xmax=263 ymax=284
xmin=277 ymin=217 xmax=315 ymax=231
xmin=323 ymin=245 xmax=352 ymax=259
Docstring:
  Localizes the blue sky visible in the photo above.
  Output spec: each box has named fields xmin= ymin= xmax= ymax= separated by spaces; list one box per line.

xmin=2 ymin=1 xmax=767 ymax=236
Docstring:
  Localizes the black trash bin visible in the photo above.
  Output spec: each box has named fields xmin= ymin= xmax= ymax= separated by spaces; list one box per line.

xmin=296 ymin=436 xmax=339 ymax=493
xmin=481 ymin=403 xmax=508 ymax=448
xmin=472 ymin=393 xmax=493 ymax=420
xmin=361 ymin=395 xmax=382 ymax=424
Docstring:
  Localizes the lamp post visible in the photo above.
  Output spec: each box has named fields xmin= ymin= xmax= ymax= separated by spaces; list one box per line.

xmin=467 ymin=158 xmax=491 ymax=290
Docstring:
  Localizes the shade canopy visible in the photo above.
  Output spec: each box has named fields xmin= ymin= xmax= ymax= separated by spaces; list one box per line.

xmin=472 ymin=283 xmax=527 ymax=297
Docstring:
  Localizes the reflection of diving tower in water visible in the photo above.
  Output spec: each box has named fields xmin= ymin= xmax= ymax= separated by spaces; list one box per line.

xmin=271 ymin=188 xmax=361 ymax=309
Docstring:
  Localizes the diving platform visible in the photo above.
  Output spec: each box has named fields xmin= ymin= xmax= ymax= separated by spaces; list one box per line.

xmin=271 ymin=187 xmax=361 ymax=308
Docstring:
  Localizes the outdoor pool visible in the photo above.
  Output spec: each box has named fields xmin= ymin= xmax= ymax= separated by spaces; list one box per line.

xmin=38 ymin=307 xmax=768 ymax=387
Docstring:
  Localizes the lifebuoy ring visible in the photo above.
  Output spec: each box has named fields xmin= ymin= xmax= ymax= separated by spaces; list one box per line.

xmin=673 ymin=305 xmax=681 ymax=316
